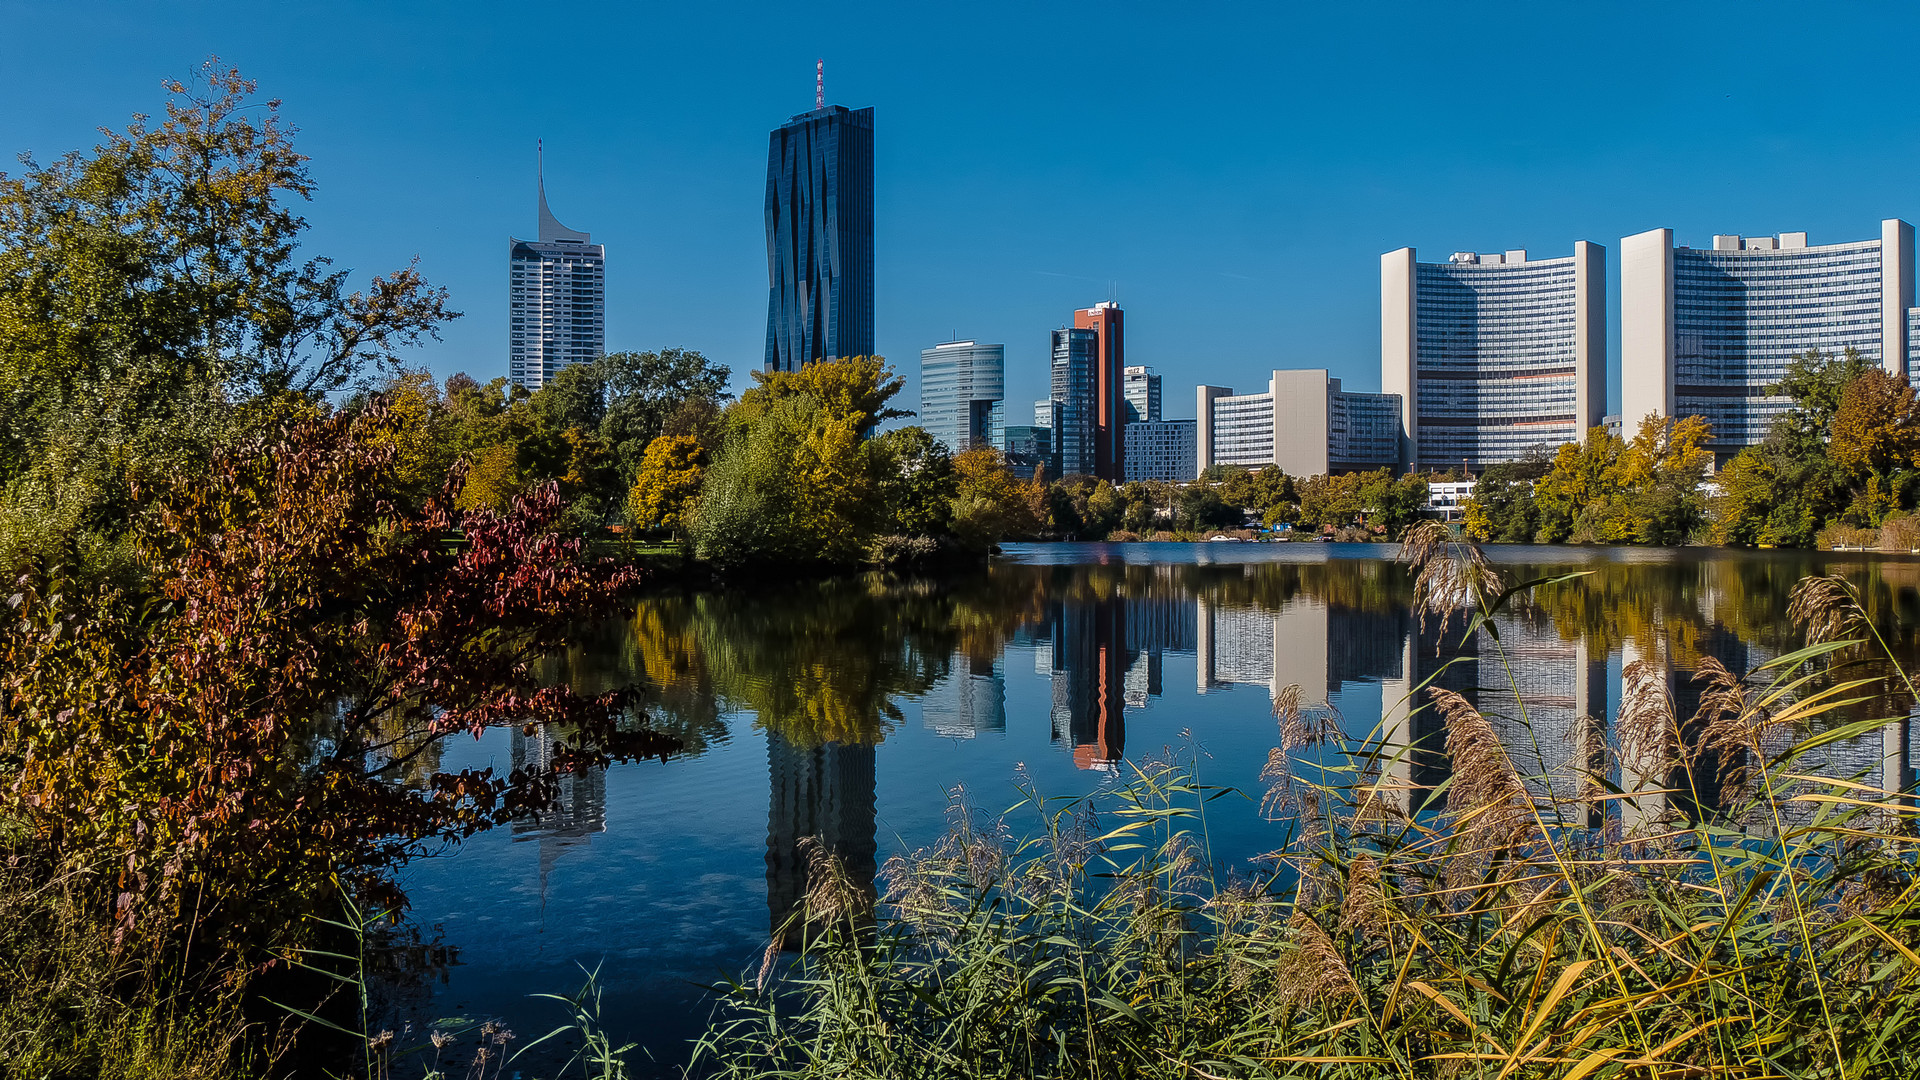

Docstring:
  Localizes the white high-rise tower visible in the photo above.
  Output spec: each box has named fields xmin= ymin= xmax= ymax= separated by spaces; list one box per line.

xmin=509 ymin=149 xmax=605 ymax=391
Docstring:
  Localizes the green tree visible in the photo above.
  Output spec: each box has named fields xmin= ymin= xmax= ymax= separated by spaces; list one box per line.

xmin=1461 ymin=455 xmax=1548 ymax=542
xmin=0 ymin=62 xmax=455 ymax=572
xmin=596 ymin=348 xmax=732 ymax=479
xmin=692 ymin=357 xmax=904 ymax=567
xmin=873 ymin=426 xmax=957 ymax=537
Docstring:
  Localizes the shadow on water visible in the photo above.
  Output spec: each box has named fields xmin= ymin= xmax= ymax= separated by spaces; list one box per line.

xmin=383 ymin=543 xmax=1920 ymax=1075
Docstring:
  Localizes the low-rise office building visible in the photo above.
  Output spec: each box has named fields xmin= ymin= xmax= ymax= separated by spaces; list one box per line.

xmin=1621 ymin=220 xmax=1917 ymax=455
xmin=1195 ymin=370 xmax=1400 ymax=477
xmin=1123 ymin=419 xmax=1196 ymax=482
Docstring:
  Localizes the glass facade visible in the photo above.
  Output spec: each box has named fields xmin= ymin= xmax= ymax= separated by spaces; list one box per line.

xmin=1001 ymin=424 xmax=1056 ymax=481
xmin=919 ymin=341 xmax=1005 ymax=453
xmin=1123 ymin=365 xmax=1162 ymax=423
xmin=1329 ymin=389 xmax=1401 ymax=470
xmin=1123 ymin=419 xmax=1196 ymax=482
xmin=1673 ymin=240 xmax=1885 ymax=451
xmin=1211 ymin=392 xmax=1275 ymax=467
xmin=1414 ymin=257 xmax=1582 ymax=469
xmin=1050 ymin=328 xmax=1099 ymax=477
xmin=764 ymin=105 xmax=874 ymax=372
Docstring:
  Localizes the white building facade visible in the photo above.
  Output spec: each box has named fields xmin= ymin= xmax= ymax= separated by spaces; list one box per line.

xmin=1621 ymin=220 xmax=1917 ymax=455
xmin=510 ymin=170 xmax=605 ymax=391
xmin=1196 ymin=370 xmax=1400 ymax=477
xmin=1381 ymin=243 xmax=1606 ymax=471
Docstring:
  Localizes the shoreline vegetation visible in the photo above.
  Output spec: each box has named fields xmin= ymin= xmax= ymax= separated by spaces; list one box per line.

xmin=9 ymin=63 xmax=1920 ymax=1080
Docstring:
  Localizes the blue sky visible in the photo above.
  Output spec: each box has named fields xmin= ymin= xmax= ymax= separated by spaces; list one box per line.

xmin=6 ymin=2 xmax=1920 ymax=420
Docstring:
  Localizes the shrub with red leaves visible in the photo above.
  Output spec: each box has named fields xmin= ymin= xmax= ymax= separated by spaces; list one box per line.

xmin=0 ymin=401 xmax=672 ymax=959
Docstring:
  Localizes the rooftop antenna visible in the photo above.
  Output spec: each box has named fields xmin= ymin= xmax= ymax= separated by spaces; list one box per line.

xmin=816 ymin=60 xmax=824 ymax=109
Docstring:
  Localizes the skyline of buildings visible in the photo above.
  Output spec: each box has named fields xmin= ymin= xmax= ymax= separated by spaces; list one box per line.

xmin=503 ymin=84 xmax=1920 ymax=478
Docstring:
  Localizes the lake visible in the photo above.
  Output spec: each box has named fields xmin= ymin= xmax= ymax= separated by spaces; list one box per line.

xmin=384 ymin=542 xmax=1920 ymax=1073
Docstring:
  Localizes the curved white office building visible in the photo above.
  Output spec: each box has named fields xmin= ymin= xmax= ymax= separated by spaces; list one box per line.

xmin=919 ymin=340 xmax=1005 ymax=453
xmin=1622 ymin=221 xmax=1916 ymax=455
xmin=1381 ymin=243 xmax=1606 ymax=471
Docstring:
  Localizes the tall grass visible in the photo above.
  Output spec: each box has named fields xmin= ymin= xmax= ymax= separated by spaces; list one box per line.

xmin=694 ymin=523 xmax=1920 ymax=1079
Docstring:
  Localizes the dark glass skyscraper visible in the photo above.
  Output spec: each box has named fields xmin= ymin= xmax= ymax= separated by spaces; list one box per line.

xmin=764 ymin=103 xmax=875 ymax=372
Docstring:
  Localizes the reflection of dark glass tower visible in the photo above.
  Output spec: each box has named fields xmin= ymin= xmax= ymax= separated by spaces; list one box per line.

xmin=765 ymin=733 xmax=877 ymax=946
xmin=1050 ymin=597 xmax=1128 ymax=771
xmin=764 ymin=96 xmax=875 ymax=373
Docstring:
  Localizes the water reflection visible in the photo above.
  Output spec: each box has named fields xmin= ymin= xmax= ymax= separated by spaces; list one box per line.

xmin=409 ymin=545 xmax=1920 ymax=1072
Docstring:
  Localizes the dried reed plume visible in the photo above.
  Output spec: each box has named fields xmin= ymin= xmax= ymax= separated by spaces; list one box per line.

xmin=1789 ymin=574 xmax=1866 ymax=646
xmin=1688 ymin=657 xmax=1774 ymax=810
xmin=1430 ymin=688 xmax=1536 ymax=859
xmin=1400 ymin=519 xmax=1505 ymax=640
xmin=1340 ymin=854 xmax=1387 ymax=937
xmin=1618 ymin=658 xmax=1678 ymax=791
xmin=799 ymin=836 xmax=870 ymax=928
xmin=1273 ymin=913 xmax=1358 ymax=1006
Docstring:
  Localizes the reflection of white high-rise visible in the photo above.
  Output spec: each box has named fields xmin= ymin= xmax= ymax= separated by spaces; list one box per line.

xmin=1194 ymin=598 xmax=1330 ymax=706
xmin=922 ymin=654 xmax=1006 ymax=738
xmin=509 ymin=153 xmax=606 ymax=392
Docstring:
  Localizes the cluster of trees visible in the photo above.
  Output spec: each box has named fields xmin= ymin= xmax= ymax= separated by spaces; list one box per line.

xmin=1713 ymin=348 xmax=1920 ymax=547
xmin=1462 ymin=348 xmax=1920 ymax=548
xmin=1463 ymin=414 xmax=1713 ymax=545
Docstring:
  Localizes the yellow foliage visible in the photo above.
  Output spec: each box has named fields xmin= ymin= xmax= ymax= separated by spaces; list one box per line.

xmin=628 ymin=434 xmax=707 ymax=534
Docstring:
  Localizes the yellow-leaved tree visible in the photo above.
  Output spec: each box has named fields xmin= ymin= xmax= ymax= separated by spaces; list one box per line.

xmin=627 ymin=434 xmax=708 ymax=537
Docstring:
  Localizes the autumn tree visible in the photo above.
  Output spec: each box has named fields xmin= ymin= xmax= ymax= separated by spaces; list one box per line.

xmin=628 ymin=434 xmax=709 ymax=536
xmin=692 ymin=357 xmax=905 ymax=568
xmin=950 ymin=447 xmax=1042 ymax=547
xmin=1534 ymin=426 xmax=1625 ymax=542
xmin=1 ymin=401 xmax=671 ymax=972
xmin=0 ymin=62 xmax=455 ymax=572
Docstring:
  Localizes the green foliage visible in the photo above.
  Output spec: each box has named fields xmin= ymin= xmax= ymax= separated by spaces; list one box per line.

xmin=1292 ymin=468 xmax=1425 ymax=537
xmin=1460 ymin=456 xmax=1546 ymax=541
xmin=691 ymin=358 xmax=909 ymax=569
xmin=873 ymin=426 xmax=957 ymax=538
xmin=0 ymin=62 xmax=455 ymax=575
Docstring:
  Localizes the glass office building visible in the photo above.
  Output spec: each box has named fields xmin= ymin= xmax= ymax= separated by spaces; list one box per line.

xmin=1622 ymin=221 xmax=1916 ymax=455
xmin=1123 ymin=365 xmax=1162 ymax=423
xmin=919 ymin=340 xmax=1004 ymax=452
xmin=1049 ymin=328 xmax=1100 ymax=476
xmin=765 ymin=104 xmax=874 ymax=372
xmin=1329 ymin=387 xmax=1403 ymax=471
xmin=1381 ymin=243 xmax=1606 ymax=471
xmin=1002 ymin=423 xmax=1056 ymax=481
xmin=509 ymin=168 xmax=605 ymax=392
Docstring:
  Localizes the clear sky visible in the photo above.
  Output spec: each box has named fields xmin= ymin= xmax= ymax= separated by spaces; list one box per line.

xmin=6 ymin=1 xmax=1920 ymax=421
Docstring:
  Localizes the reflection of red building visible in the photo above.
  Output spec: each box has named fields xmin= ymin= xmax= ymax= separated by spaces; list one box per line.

xmin=1050 ymin=597 xmax=1127 ymax=771
xmin=1074 ymin=302 xmax=1125 ymax=482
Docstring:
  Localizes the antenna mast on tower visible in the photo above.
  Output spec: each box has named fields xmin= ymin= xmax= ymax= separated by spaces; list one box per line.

xmin=816 ymin=60 xmax=824 ymax=109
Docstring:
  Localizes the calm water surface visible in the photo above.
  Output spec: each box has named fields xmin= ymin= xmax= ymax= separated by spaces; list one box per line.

xmin=387 ymin=543 xmax=1920 ymax=1073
